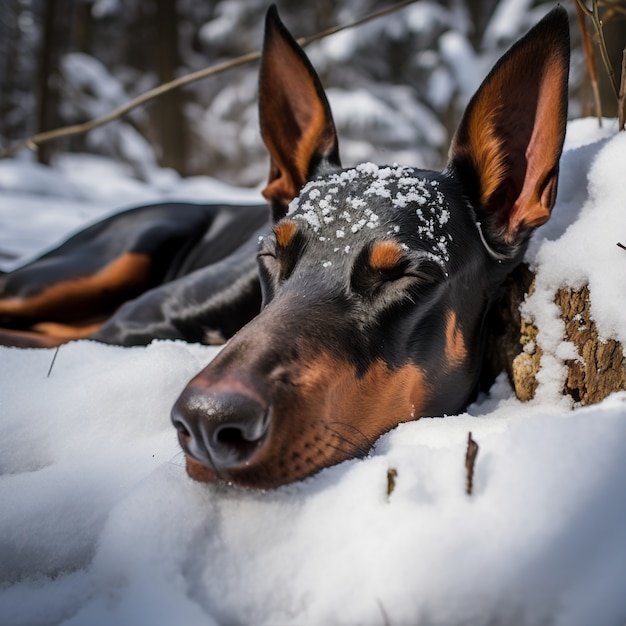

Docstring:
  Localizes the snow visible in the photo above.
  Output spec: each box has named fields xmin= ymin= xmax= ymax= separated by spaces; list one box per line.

xmin=288 ymin=163 xmax=453 ymax=268
xmin=327 ymin=86 xmax=447 ymax=157
xmin=438 ymin=30 xmax=485 ymax=102
xmin=0 ymin=153 xmax=263 ymax=272
xmin=1 ymin=119 xmax=626 ymax=625
xmin=482 ymin=0 xmax=535 ymax=47
xmin=62 ymin=53 xmax=128 ymax=111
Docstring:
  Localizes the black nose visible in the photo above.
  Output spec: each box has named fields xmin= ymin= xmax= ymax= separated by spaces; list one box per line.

xmin=171 ymin=386 xmax=270 ymax=471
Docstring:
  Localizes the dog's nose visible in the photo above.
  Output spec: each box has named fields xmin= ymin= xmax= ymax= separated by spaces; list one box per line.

xmin=171 ymin=386 xmax=270 ymax=471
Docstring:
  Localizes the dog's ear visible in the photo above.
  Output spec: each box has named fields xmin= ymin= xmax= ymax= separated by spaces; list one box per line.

xmin=448 ymin=7 xmax=570 ymax=251
xmin=259 ymin=5 xmax=341 ymax=221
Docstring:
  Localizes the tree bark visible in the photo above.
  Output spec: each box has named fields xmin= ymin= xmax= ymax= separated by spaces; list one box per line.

xmin=37 ymin=0 xmax=65 ymax=165
xmin=155 ymin=0 xmax=187 ymax=174
xmin=556 ymin=284 xmax=626 ymax=404
xmin=485 ymin=267 xmax=626 ymax=405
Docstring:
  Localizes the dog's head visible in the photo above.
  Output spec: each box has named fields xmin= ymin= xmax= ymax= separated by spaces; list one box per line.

xmin=171 ymin=6 xmax=569 ymax=488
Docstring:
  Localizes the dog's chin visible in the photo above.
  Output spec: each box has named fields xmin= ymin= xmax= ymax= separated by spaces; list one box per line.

xmin=183 ymin=456 xmax=289 ymax=490
xmin=184 ymin=456 xmax=221 ymax=484
xmin=183 ymin=452 xmax=338 ymax=490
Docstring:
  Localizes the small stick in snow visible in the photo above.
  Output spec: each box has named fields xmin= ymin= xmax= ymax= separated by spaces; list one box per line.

xmin=617 ymin=242 xmax=626 ymax=251
xmin=377 ymin=600 xmax=391 ymax=626
xmin=465 ymin=432 xmax=479 ymax=496
xmin=386 ymin=468 xmax=398 ymax=497
xmin=47 ymin=346 xmax=60 ymax=378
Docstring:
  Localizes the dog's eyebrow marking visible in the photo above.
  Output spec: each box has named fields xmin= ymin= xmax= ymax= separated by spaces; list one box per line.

xmin=369 ymin=240 xmax=405 ymax=271
xmin=273 ymin=219 xmax=298 ymax=248
xmin=445 ymin=310 xmax=467 ymax=367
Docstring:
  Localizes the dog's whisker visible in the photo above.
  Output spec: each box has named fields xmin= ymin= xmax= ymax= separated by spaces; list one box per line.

xmin=167 ymin=451 xmax=187 ymax=467
xmin=202 ymin=443 xmax=225 ymax=482
xmin=326 ymin=422 xmax=375 ymax=457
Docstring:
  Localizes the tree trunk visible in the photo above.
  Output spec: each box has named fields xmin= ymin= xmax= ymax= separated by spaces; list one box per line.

xmin=598 ymin=9 xmax=626 ymax=119
xmin=155 ymin=0 xmax=187 ymax=174
xmin=36 ymin=0 xmax=65 ymax=165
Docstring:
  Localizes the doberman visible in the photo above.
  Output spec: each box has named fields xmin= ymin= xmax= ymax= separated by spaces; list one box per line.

xmin=0 ymin=6 xmax=570 ymax=489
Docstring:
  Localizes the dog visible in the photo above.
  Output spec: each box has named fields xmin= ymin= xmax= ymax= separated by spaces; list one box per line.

xmin=0 ymin=6 xmax=569 ymax=489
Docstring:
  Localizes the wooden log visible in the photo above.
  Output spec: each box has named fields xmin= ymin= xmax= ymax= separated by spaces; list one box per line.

xmin=485 ymin=267 xmax=626 ymax=405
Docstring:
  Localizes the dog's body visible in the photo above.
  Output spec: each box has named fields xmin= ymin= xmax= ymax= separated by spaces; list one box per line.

xmin=0 ymin=201 xmax=268 ymax=347
xmin=1 ymin=6 xmax=570 ymax=488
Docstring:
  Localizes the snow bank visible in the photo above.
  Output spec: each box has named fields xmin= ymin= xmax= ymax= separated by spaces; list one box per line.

xmin=1 ymin=119 xmax=625 ymax=625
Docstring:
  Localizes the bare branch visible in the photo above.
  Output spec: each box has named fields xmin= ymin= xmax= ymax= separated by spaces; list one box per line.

xmin=0 ymin=0 xmax=420 ymax=161
xmin=576 ymin=0 xmax=620 ymax=98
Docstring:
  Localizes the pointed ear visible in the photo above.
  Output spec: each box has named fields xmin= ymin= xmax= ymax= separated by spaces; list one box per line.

xmin=259 ymin=5 xmax=341 ymax=221
xmin=448 ymin=7 xmax=570 ymax=250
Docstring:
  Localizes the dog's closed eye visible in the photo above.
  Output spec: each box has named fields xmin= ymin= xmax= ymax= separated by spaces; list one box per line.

xmin=351 ymin=240 xmax=443 ymax=299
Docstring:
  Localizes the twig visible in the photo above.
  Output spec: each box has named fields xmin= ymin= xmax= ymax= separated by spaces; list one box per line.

xmin=47 ymin=346 xmax=60 ymax=378
xmin=0 ymin=51 xmax=260 ymax=160
xmin=377 ymin=599 xmax=391 ymax=626
xmin=386 ymin=468 xmax=398 ymax=496
xmin=617 ymin=242 xmax=626 ymax=250
xmin=576 ymin=2 xmax=603 ymax=124
xmin=575 ymin=0 xmax=620 ymax=99
xmin=0 ymin=0 xmax=420 ymax=160
xmin=465 ymin=432 xmax=479 ymax=495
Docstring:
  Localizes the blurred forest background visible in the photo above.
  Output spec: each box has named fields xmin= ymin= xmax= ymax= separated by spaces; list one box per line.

xmin=1 ymin=0 xmax=624 ymax=188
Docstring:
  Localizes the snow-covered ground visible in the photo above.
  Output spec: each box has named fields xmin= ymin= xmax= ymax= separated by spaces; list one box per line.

xmin=1 ymin=118 xmax=625 ymax=626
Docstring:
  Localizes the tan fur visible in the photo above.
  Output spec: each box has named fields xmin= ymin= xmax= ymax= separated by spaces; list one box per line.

xmin=185 ymin=352 xmax=430 ymax=487
xmin=465 ymin=103 xmax=507 ymax=209
xmin=273 ymin=219 xmax=298 ymax=248
xmin=445 ymin=310 xmax=467 ymax=367
xmin=369 ymin=240 xmax=405 ymax=271
xmin=0 ymin=252 xmax=152 ymax=321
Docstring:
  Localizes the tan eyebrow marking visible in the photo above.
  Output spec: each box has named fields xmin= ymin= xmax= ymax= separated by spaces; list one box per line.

xmin=369 ymin=240 xmax=405 ymax=271
xmin=273 ymin=219 xmax=298 ymax=248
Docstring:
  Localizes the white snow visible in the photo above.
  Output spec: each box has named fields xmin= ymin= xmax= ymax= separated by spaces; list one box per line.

xmin=328 ymin=86 xmax=447 ymax=150
xmin=438 ymin=30 xmax=485 ymax=102
xmin=482 ymin=0 xmax=535 ymax=47
xmin=1 ymin=119 xmax=626 ymax=625
xmin=0 ymin=153 xmax=263 ymax=272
